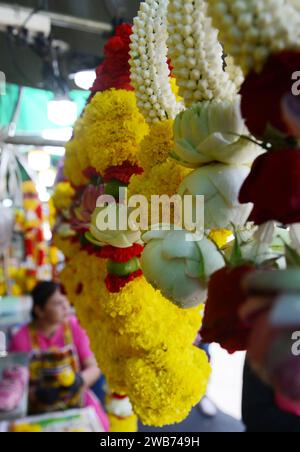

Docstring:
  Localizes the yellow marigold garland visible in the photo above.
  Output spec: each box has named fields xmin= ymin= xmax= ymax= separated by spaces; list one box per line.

xmin=69 ymin=90 xmax=148 ymax=176
xmin=61 ymin=251 xmax=210 ymax=426
xmin=52 ymin=235 xmax=80 ymax=261
xmin=52 ymin=182 xmax=75 ymax=211
xmin=57 ymin=40 xmax=209 ymax=427
xmin=64 ymin=144 xmax=88 ymax=187
xmin=129 ymin=159 xmax=190 ymax=203
xmin=138 ymin=120 xmax=174 ymax=171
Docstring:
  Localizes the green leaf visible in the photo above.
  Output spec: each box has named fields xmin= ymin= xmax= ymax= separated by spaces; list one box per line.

xmin=285 ymin=242 xmax=300 ymax=268
xmin=198 ymin=246 xmax=206 ymax=284
xmin=227 ymin=225 xmax=244 ymax=267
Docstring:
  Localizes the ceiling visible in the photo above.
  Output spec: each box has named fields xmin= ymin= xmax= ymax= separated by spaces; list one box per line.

xmin=0 ymin=0 xmax=141 ymax=90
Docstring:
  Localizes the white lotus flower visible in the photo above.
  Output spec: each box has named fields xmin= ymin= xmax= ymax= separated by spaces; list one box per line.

xmin=172 ymin=98 xmax=264 ymax=168
xmin=90 ymin=204 xmax=142 ymax=249
xmin=178 ymin=164 xmax=253 ymax=230
xmin=141 ymin=228 xmax=225 ymax=309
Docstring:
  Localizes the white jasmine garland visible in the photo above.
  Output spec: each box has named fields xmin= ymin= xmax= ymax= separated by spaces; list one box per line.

xmin=130 ymin=0 xmax=183 ymax=123
xmin=167 ymin=0 xmax=243 ymax=107
xmin=207 ymin=0 xmax=300 ymax=73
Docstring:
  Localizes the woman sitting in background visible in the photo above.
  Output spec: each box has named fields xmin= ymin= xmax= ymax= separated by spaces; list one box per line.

xmin=10 ymin=281 xmax=109 ymax=431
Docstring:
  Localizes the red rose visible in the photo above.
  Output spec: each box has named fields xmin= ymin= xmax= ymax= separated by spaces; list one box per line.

xmin=239 ymin=148 xmax=300 ymax=225
xmin=201 ymin=265 xmax=255 ymax=354
xmin=241 ymin=51 xmax=300 ymax=138
xmin=92 ymin=23 xmax=133 ymax=93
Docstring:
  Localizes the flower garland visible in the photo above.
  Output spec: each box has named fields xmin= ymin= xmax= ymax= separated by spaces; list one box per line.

xmin=52 ymin=182 xmax=75 ymax=211
xmin=137 ymin=119 xmax=174 ymax=171
xmin=129 ymin=0 xmax=183 ymax=122
xmin=167 ymin=0 xmax=243 ymax=107
xmin=72 ymin=89 xmax=148 ymax=176
xmin=207 ymin=0 xmax=300 ymax=73
xmin=60 ymin=251 xmax=210 ymax=426
xmin=92 ymin=23 xmax=134 ymax=93
xmin=53 ymin=23 xmax=210 ymax=428
xmin=128 ymin=0 xmax=260 ymax=311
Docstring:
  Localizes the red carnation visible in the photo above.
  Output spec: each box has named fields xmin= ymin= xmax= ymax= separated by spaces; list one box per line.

xmin=104 ymin=162 xmax=143 ymax=184
xmin=105 ymin=270 xmax=143 ymax=293
xmin=92 ymin=23 xmax=133 ymax=93
xmin=201 ymin=265 xmax=255 ymax=354
xmin=241 ymin=51 xmax=300 ymax=139
xmin=239 ymin=148 xmax=300 ymax=225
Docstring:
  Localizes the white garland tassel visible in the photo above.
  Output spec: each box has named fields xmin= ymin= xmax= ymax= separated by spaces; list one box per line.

xmin=130 ymin=0 xmax=183 ymax=123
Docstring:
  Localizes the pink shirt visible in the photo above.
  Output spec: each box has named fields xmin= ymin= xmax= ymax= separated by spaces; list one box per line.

xmin=9 ymin=316 xmax=109 ymax=432
xmin=9 ymin=316 xmax=93 ymax=365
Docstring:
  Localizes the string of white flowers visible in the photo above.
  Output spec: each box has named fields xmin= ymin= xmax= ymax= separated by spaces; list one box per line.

xmin=207 ymin=0 xmax=300 ymax=73
xmin=129 ymin=0 xmax=183 ymax=123
xmin=167 ymin=0 xmax=243 ymax=108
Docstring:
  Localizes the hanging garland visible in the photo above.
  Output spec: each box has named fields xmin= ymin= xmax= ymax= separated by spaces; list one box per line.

xmin=167 ymin=0 xmax=243 ymax=106
xmin=207 ymin=0 xmax=300 ymax=73
xmin=129 ymin=0 xmax=183 ymax=122
xmin=53 ymin=23 xmax=210 ymax=428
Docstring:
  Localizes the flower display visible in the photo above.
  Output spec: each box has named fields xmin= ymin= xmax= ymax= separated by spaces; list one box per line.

xmin=52 ymin=0 xmax=300 ymax=430
xmin=239 ymin=148 xmax=300 ymax=225
xmin=178 ymin=164 xmax=253 ymax=229
xmin=51 ymin=20 xmax=212 ymax=429
xmin=172 ymin=98 xmax=263 ymax=167
xmin=141 ymin=228 xmax=225 ymax=308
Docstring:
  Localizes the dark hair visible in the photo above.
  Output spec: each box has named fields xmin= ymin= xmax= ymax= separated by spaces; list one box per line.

xmin=31 ymin=281 xmax=60 ymax=319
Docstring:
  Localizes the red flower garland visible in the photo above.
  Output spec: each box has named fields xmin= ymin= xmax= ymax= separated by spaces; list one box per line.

xmin=83 ymin=167 xmax=101 ymax=181
xmin=105 ymin=270 xmax=143 ymax=293
xmin=91 ymin=24 xmax=133 ymax=93
xmin=82 ymin=243 xmax=144 ymax=262
xmin=99 ymin=244 xmax=144 ymax=262
xmin=103 ymin=162 xmax=144 ymax=185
